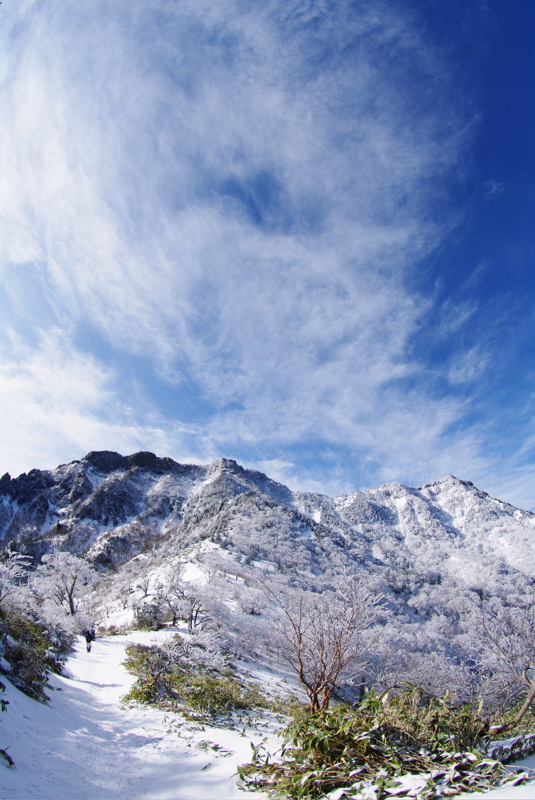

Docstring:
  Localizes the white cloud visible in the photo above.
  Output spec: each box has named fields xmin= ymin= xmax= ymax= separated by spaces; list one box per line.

xmin=1 ymin=0 xmax=467 ymax=370
xmin=0 ymin=330 xmax=209 ymax=478
xmin=1 ymin=329 xmax=532 ymax=511
xmin=485 ymin=464 xmax=535 ymax=513
xmin=448 ymin=347 xmax=490 ymax=385
xmin=3 ymin=1 xmax=528 ymax=509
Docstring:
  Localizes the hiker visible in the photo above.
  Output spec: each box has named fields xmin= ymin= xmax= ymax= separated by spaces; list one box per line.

xmin=83 ymin=629 xmax=95 ymax=652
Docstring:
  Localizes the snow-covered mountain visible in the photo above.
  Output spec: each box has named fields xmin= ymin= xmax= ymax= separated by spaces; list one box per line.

xmin=1 ymin=451 xmax=533 ymax=597
xmin=3 ymin=451 xmax=535 ymax=800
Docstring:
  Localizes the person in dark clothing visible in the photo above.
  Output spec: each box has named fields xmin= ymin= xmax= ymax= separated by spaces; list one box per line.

xmin=83 ymin=630 xmax=95 ymax=652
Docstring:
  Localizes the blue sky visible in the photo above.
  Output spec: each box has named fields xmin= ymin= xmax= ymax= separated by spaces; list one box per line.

xmin=1 ymin=0 xmax=534 ymax=510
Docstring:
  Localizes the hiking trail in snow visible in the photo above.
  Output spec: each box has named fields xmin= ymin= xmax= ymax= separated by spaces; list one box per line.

xmin=1 ymin=632 xmax=272 ymax=799
xmin=2 ymin=632 xmax=535 ymax=799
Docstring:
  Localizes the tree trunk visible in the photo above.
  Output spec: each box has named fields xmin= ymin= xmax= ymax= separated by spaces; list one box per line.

xmin=67 ymin=576 xmax=78 ymax=616
xmin=489 ymin=683 xmax=535 ymax=736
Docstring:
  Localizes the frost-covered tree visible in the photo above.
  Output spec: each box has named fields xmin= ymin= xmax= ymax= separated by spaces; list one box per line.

xmin=473 ymin=591 xmax=535 ymax=734
xmin=262 ymin=578 xmax=383 ymax=711
xmin=135 ymin=575 xmax=151 ymax=598
xmin=155 ymin=567 xmax=206 ymax=632
xmin=371 ymin=622 xmax=477 ymax=704
xmin=0 ymin=547 xmax=31 ymax=606
xmin=32 ymin=552 xmax=95 ymax=620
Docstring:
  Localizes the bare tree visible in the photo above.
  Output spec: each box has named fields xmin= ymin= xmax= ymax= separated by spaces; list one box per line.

xmin=262 ymin=579 xmax=383 ymax=711
xmin=475 ymin=592 xmax=535 ymax=735
xmin=155 ymin=567 xmax=205 ymax=633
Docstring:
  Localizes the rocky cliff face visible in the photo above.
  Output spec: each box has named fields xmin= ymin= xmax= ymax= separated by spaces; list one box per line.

xmin=1 ymin=452 xmax=534 ymax=594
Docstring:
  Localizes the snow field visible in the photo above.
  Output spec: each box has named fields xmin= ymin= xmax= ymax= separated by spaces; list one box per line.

xmin=1 ymin=631 xmax=275 ymax=799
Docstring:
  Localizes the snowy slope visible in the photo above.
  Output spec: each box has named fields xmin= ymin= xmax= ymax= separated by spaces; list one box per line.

xmin=2 ymin=452 xmax=533 ymax=588
xmin=2 ymin=632 xmax=535 ymax=800
xmin=3 ymin=450 xmax=535 ymax=739
xmin=1 ymin=631 xmax=275 ymax=800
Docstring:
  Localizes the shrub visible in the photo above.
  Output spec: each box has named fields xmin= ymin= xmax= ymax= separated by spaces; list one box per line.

xmin=0 ymin=605 xmax=73 ymax=702
xmin=122 ymin=640 xmax=269 ymax=719
xmin=123 ymin=643 xmax=170 ymax=703
xmin=178 ymin=673 xmax=255 ymax=715
xmin=0 ymin=679 xmax=14 ymax=767
xmin=133 ymin=603 xmax=164 ymax=630
xmin=488 ymin=702 xmax=535 ymax=741
xmin=238 ymin=688 xmax=532 ymax=799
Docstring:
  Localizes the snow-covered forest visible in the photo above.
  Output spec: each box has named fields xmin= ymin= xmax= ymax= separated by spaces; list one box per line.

xmin=2 ymin=451 xmax=535 ymax=798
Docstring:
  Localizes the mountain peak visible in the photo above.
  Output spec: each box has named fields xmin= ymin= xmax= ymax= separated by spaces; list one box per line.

xmin=82 ymin=451 xmax=128 ymax=473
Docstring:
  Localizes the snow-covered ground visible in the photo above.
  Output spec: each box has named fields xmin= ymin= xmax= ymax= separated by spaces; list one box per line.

xmin=1 ymin=631 xmax=535 ymax=800
xmin=1 ymin=632 xmax=275 ymax=799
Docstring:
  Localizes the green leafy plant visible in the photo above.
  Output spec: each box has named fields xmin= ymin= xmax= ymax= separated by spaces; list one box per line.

xmin=122 ymin=640 xmax=269 ymax=720
xmin=0 ymin=606 xmax=73 ymax=703
xmin=238 ymin=688 xmax=533 ymax=799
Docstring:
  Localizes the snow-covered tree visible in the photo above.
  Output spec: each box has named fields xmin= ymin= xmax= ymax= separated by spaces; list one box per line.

xmin=473 ymin=591 xmax=535 ymax=734
xmin=155 ymin=567 xmax=205 ymax=632
xmin=371 ymin=622 xmax=477 ymax=704
xmin=0 ymin=547 xmax=31 ymax=606
xmin=32 ymin=552 xmax=95 ymax=620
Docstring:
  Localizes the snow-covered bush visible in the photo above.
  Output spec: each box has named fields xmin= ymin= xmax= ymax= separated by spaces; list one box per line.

xmin=122 ymin=635 xmax=268 ymax=719
xmin=0 ymin=605 xmax=73 ymax=702
xmin=133 ymin=602 xmax=164 ymax=631
xmin=239 ymin=688 xmax=531 ymax=799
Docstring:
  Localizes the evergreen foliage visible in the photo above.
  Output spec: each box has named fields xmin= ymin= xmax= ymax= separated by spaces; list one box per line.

xmin=122 ymin=639 xmax=268 ymax=719
xmin=0 ymin=605 xmax=73 ymax=702
xmin=238 ymin=689 xmax=532 ymax=799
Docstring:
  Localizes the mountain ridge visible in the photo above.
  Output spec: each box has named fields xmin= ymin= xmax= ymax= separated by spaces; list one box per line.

xmin=1 ymin=451 xmax=533 ymax=586
xmin=3 ymin=449 xmax=535 ymax=722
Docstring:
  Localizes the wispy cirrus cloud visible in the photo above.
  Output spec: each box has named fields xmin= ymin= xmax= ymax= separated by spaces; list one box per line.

xmin=1 ymin=0 xmax=532 ymax=508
